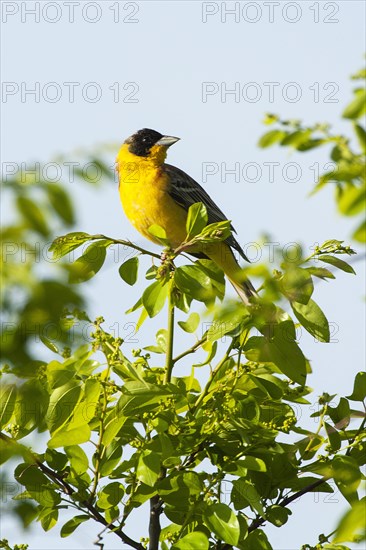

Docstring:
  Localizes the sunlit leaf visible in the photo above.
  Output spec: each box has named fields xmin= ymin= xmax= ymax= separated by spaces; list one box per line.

xmin=17 ymin=196 xmax=49 ymax=236
xmin=334 ymin=498 xmax=366 ymax=542
xmin=186 ymin=202 xmax=208 ymax=239
xmin=258 ymin=130 xmax=287 ymax=148
xmin=46 ymin=183 xmax=75 ymax=225
xmin=68 ymin=240 xmax=110 ymax=283
xmin=49 ymin=232 xmax=91 ymax=259
xmin=142 ymin=281 xmax=168 ymax=317
xmin=319 ymin=255 xmax=355 ymax=274
xmin=136 ymin=449 xmax=161 ymax=487
xmin=171 ymin=532 xmax=209 ymax=550
xmin=178 ymin=312 xmax=200 ymax=333
xmin=291 ymin=299 xmax=330 ymax=342
xmin=343 ymin=88 xmax=366 ymax=119
xmin=60 ymin=515 xmax=89 ymax=538
xmin=204 ymin=503 xmax=240 ymax=545
xmin=280 ymin=267 xmax=313 ymax=304
xmin=119 ymin=256 xmax=139 ymax=285
xmin=347 ymin=372 xmax=366 ymax=401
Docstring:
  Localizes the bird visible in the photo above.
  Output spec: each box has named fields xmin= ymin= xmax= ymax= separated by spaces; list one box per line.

xmin=116 ymin=128 xmax=257 ymax=305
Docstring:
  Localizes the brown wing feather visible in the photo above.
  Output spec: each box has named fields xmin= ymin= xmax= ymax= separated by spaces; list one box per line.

xmin=163 ymin=163 xmax=249 ymax=262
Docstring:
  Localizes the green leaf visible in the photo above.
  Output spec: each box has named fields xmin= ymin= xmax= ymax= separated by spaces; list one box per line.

xmin=237 ymin=456 xmax=267 ymax=472
xmin=297 ymin=138 xmax=325 ymax=151
xmin=14 ymin=380 xmax=49 ymax=436
xmin=155 ymin=328 xmax=168 ymax=352
xmin=305 ymin=267 xmax=335 ymax=280
xmin=15 ymin=463 xmax=61 ymax=507
xmin=119 ymin=381 xmax=173 ymax=415
xmin=193 ymin=340 xmax=217 ymax=367
xmin=119 ymin=257 xmax=139 ymax=286
xmin=99 ymin=441 xmax=123 ymax=477
xmin=332 ymin=455 xmax=361 ymax=504
xmin=60 ymin=515 xmax=89 ymax=538
xmin=46 ymin=359 xmax=75 ymax=389
xmin=40 ymin=336 xmax=59 ymax=353
xmin=174 ymin=265 xmax=213 ymax=303
xmin=17 ymin=196 xmax=49 ymax=236
xmin=142 ymin=281 xmax=168 ymax=317
xmin=245 ymin=323 xmax=307 ymax=385
xmin=319 ymin=255 xmax=355 ymax=274
xmin=136 ymin=450 xmax=161 ymax=487
xmin=281 ymin=129 xmax=312 ymax=148
xmin=263 ymin=113 xmax=278 ymax=125
xmin=354 ymin=123 xmax=366 ymax=153
xmin=178 ymin=312 xmax=200 ymax=333
xmin=266 ymin=505 xmax=291 ymax=527
xmin=324 ymin=422 xmax=341 ymax=452
xmin=186 ymin=202 xmax=208 ymax=239
xmin=125 ymin=296 xmax=143 ymax=314
xmin=334 ymin=498 xmax=366 ymax=543
xmin=196 ymin=259 xmax=226 ymax=300
xmin=45 ymin=449 xmax=68 ymax=471
xmin=328 ymin=397 xmax=351 ymax=430
xmin=97 ymin=482 xmax=124 ymax=509
xmin=343 ymin=88 xmax=366 ymax=119
xmin=231 ymin=479 xmax=265 ymax=516
xmin=46 ymin=183 xmax=75 ymax=225
xmin=347 ymin=372 xmax=366 ymax=401
xmin=47 ymin=382 xmax=83 ymax=434
xmin=0 ymin=384 xmax=17 ymax=428
xmin=291 ymin=299 xmax=330 ymax=342
xmin=281 ymin=267 xmax=313 ymax=304
xmin=65 ymin=446 xmax=89 ymax=475
xmin=258 ymin=129 xmax=287 ymax=148
xmin=337 ymin=184 xmax=366 ymax=216
xmin=102 ymin=411 xmax=127 ymax=447
xmin=171 ymin=532 xmax=209 ymax=550
xmin=241 ymin=530 xmax=273 ymax=550
xmin=226 ymin=456 xmax=267 ymax=476
xmin=39 ymin=507 xmax=58 ymax=531
xmin=48 ymin=424 xmax=91 ymax=448
xmin=49 ymin=232 xmax=91 ymax=259
xmin=68 ymin=241 xmax=109 ymax=283
xmin=104 ymin=506 xmax=119 ymax=523
xmin=353 ymin=219 xmax=366 ymax=243
xmin=204 ymin=503 xmax=240 ymax=545
xmin=148 ymin=224 xmax=169 ymax=245
xmin=197 ymin=220 xmax=232 ymax=243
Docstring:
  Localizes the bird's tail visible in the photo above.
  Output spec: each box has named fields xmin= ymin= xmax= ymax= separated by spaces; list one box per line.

xmin=206 ymin=244 xmax=258 ymax=306
xmin=228 ymin=276 xmax=258 ymax=306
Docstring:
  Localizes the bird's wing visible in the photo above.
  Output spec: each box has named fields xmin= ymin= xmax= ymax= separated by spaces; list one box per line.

xmin=163 ymin=163 xmax=249 ymax=262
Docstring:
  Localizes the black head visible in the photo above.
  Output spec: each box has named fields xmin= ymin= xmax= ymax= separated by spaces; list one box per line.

xmin=125 ymin=128 xmax=164 ymax=157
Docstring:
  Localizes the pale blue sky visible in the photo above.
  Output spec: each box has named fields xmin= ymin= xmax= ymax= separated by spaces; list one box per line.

xmin=2 ymin=1 xmax=365 ymax=548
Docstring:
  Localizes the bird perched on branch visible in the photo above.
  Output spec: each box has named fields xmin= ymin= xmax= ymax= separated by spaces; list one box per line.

xmin=116 ymin=128 xmax=256 ymax=304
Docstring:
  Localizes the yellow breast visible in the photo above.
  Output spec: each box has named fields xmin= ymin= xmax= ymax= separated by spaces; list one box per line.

xmin=117 ymin=144 xmax=187 ymax=247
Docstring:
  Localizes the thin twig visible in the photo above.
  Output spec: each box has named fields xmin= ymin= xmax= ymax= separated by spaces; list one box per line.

xmin=90 ymin=233 xmax=161 ymax=260
xmin=247 ymin=476 xmax=330 ymax=534
xmin=163 ymin=280 xmax=175 ymax=385
xmin=0 ymin=433 xmax=144 ymax=550
xmin=172 ymin=334 xmax=207 ymax=365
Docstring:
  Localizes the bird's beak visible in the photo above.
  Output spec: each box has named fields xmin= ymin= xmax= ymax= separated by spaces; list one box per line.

xmin=156 ymin=135 xmax=180 ymax=148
